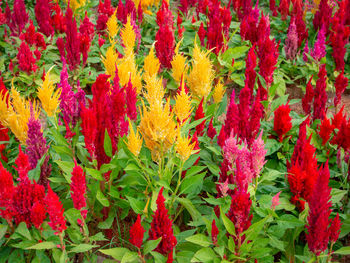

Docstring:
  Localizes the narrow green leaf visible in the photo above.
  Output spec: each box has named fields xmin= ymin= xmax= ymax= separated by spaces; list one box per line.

xmin=333 ymin=246 xmax=350 ymax=255
xmin=143 ymin=238 xmax=162 ymax=255
xmin=96 ymin=190 xmax=110 ymax=207
xmin=220 ymin=207 xmax=236 ymax=237
xmin=104 ymin=129 xmax=113 ymax=157
xmin=99 ymin=248 xmax=129 ymax=260
xmin=69 ymin=244 xmax=98 ymax=253
xmin=27 ymin=242 xmax=56 ymax=250
xmin=186 ymin=234 xmax=211 ymax=247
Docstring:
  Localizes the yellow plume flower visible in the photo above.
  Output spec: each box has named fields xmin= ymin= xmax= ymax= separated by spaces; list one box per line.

xmin=171 ymin=41 xmax=187 ymax=83
xmin=176 ymin=132 xmax=195 ymax=162
xmin=144 ymin=46 xmax=160 ymax=78
xmin=174 ymin=80 xmax=192 ymax=125
xmin=121 ymin=16 xmax=136 ymax=56
xmin=65 ymin=0 xmax=86 ymax=12
xmin=187 ymin=43 xmax=214 ymax=99
xmin=37 ymin=72 xmax=61 ymax=117
xmin=127 ymin=120 xmax=143 ymax=156
xmin=118 ymin=52 xmax=142 ymax=93
xmin=143 ymin=75 xmax=164 ymax=106
xmin=213 ymin=79 xmax=226 ymax=104
xmin=102 ymin=43 xmax=119 ymax=80
xmin=0 ymin=88 xmax=40 ymax=144
xmin=107 ymin=10 xmax=120 ymax=40
xmin=139 ymin=100 xmax=177 ymax=161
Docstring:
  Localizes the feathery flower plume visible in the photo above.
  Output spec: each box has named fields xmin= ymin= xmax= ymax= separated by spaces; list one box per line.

xmin=174 ymin=79 xmax=192 ymax=125
xmin=5 ymin=0 xmax=28 ymax=35
xmin=302 ymin=76 xmax=314 ymax=115
xmin=144 ymin=46 xmax=160 ymax=79
xmin=285 ymin=18 xmax=298 ymax=60
xmin=148 ymin=188 xmax=177 ymax=257
xmin=312 ymin=64 xmax=327 ymax=120
xmin=171 ymin=41 xmax=187 ymax=83
xmin=17 ymin=42 xmax=38 ymax=74
xmin=126 ymin=120 xmax=143 ymax=157
xmin=193 ymin=98 xmax=206 ymax=136
xmin=313 ymin=0 xmax=332 ymax=34
xmin=176 ymin=132 xmax=196 ymax=162
xmin=45 ymin=185 xmax=67 ymax=234
xmin=64 ymin=7 xmax=81 ymax=71
xmin=318 ymin=116 xmax=335 ymax=145
xmin=211 ymin=219 xmax=219 ymax=246
xmin=130 ymin=214 xmax=145 ymax=249
xmin=125 ymin=80 xmax=137 ymax=120
xmin=70 ymin=162 xmax=87 ymax=216
xmin=329 ymin=213 xmax=342 ymax=244
xmin=310 ymin=26 xmax=326 ymax=61
xmin=278 ymin=0 xmax=290 ymax=20
xmin=37 ymin=72 xmax=61 ymax=117
xmin=273 ymin=104 xmax=292 ymax=141
xmin=34 ymin=0 xmax=54 ymax=37
xmin=107 ymin=10 xmax=119 ymax=40
xmin=207 ymin=117 xmax=217 ymax=140
xmin=212 ymin=79 xmax=225 ymax=104
xmin=96 ymin=0 xmax=114 ymax=32
xmin=334 ymin=71 xmax=348 ymax=107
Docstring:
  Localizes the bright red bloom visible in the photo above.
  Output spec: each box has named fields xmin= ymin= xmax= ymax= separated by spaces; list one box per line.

xmin=70 ymin=162 xmax=86 ymax=211
xmin=64 ymin=7 xmax=81 ymax=71
xmin=194 ymin=98 xmax=206 ymax=136
xmin=14 ymin=146 xmax=30 ymax=181
xmin=125 ymin=79 xmax=137 ymax=121
xmin=51 ymin=4 xmax=65 ymax=33
xmin=79 ymin=13 xmax=95 ymax=66
xmin=117 ymin=0 xmax=136 ymax=25
xmin=334 ymin=71 xmax=348 ymax=107
xmin=211 ymin=219 xmax=219 ymax=246
xmin=306 ymin=162 xmax=332 ymax=256
xmin=96 ymin=0 xmax=114 ymax=32
xmin=278 ymin=0 xmax=290 ymax=20
xmin=0 ymin=161 xmax=15 ymax=221
xmin=198 ymin=22 xmax=206 ymax=46
xmin=129 ymin=214 xmax=145 ymax=249
xmin=5 ymin=0 xmax=28 ymax=36
xmin=17 ymin=42 xmax=38 ymax=74
xmin=45 ymin=185 xmax=67 ymax=233
xmin=313 ymin=64 xmax=328 ymax=121
xmin=34 ymin=0 xmax=54 ymax=37
xmin=332 ymin=116 xmax=350 ymax=151
xmin=245 ymin=46 xmax=257 ymax=94
xmin=148 ymin=188 xmax=177 ymax=255
xmin=207 ymin=117 xmax=217 ymax=139
xmin=313 ymin=0 xmax=332 ymax=35
xmin=318 ymin=116 xmax=335 ymax=145
xmin=302 ymin=76 xmax=314 ymax=115
xmin=30 ymin=202 xmax=46 ymax=230
xmin=332 ymin=106 xmax=345 ymax=129
xmin=329 ymin=213 xmax=342 ymax=243
xmin=273 ymin=104 xmax=292 ymax=141
xmin=20 ymin=21 xmax=46 ymax=50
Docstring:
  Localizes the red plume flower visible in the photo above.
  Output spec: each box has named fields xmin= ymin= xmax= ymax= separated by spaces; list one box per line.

xmin=34 ymin=0 xmax=54 ymax=37
xmin=329 ymin=213 xmax=342 ymax=244
xmin=125 ymin=79 xmax=137 ymax=121
xmin=211 ymin=219 xmax=219 ymax=246
xmin=278 ymin=0 xmax=290 ymax=20
xmin=5 ymin=0 xmax=28 ymax=36
xmin=273 ymin=104 xmax=292 ymax=142
xmin=194 ymin=98 xmax=206 ymax=136
xmin=334 ymin=71 xmax=348 ymax=107
xmin=30 ymin=202 xmax=46 ymax=230
xmin=313 ymin=0 xmax=332 ymax=35
xmin=64 ymin=7 xmax=81 ymax=71
xmin=70 ymin=162 xmax=87 ymax=212
xmin=207 ymin=117 xmax=217 ymax=140
xmin=313 ymin=64 xmax=328 ymax=121
xmin=17 ymin=42 xmax=38 ymax=74
xmin=318 ymin=116 xmax=335 ymax=145
xmin=129 ymin=214 xmax=145 ymax=249
xmin=45 ymin=185 xmax=67 ymax=234
xmin=302 ymin=76 xmax=314 ymax=115
xmin=148 ymin=188 xmax=177 ymax=256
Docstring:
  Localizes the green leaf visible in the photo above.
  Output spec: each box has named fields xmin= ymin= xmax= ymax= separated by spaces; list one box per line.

xmin=331 ymin=189 xmax=346 ymax=204
xmin=126 ymin=195 xmax=144 ymax=214
xmin=186 ymin=234 xmax=211 ymax=247
xmin=69 ymin=244 xmax=98 ymax=253
xmin=265 ymin=139 xmax=282 ymax=156
xmin=180 ymin=172 xmax=206 ymax=194
xmin=55 ymin=160 xmax=74 ymax=183
xmin=191 ymin=247 xmax=216 ymax=262
xmin=243 ymin=217 xmax=269 ymax=245
xmin=15 ymin=222 xmax=32 ymax=240
xmin=143 ymin=238 xmax=162 ymax=255
xmin=177 ymin=198 xmax=201 ymax=222
xmin=121 ymin=251 xmax=139 ymax=263
xmin=333 ymin=246 xmax=350 ymax=255
xmin=27 ymin=242 xmax=56 ymax=250
xmin=99 ymin=248 xmax=129 ymax=260
xmin=0 ymin=224 xmax=8 ymax=240
xmin=104 ymin=129 xmax=113 ymax=157
xmin=96 ymin=190 xmax=110 ymax=207
xmin=86 ymin=168 xmax=104 ymax=181
xmin=220 ymin=207 xmax=236 ymax=236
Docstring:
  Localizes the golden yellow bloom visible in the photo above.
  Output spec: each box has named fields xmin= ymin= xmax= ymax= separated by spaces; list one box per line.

xmin=102 ymin=43 xmax=119 ymax=80
xmin=176 ymin=132 xmax=195 ymax=162
xmin=0 ymin=88 xmax=40 ymax=144
xmin=127 ymin=120 xmax=143 ymax=156
xmin=144 ymin=46 xmax=160 ymax=78
xmin=118 ymin=52 xmax=142 ymax=93
xmin=171 ymin=40 xmax=187 ymax=83
xmin=121 ymin=16 xmax=136 ymax=56
xmin=139 ymin=100 xmax=177 ymax=161
xmin=212 ymin=79 xmax=226 ymax=104
xmin=174 ymin=80 xmax=192 ymax=125
xmin=187 ymin=43 xmax=214 ymax=99
xmin=107 ymin=10 xmax=120 ymax=40
xmin=64 ymin=0 xmax=86 ymax=12
xmin=143 ymin=74 xmax=164 ymax=106
xmin=37 ymin=72 xmax=61 ymax=117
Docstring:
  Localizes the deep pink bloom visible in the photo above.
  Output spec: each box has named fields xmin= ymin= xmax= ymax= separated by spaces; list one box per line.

xmin=45 ymin=185 xmax=67 ymax=233
xmin=5 ymin=0 xmax=28 ymax=35
xmin=334 ymin=71 xmax=348 ymax=107
xmin=148 ymin=188 xmax=177 ymax=256
xmin=313 ymin=64 xmax=328 ymax=120
xmin=306 ymin=162 xmax=332 ymax=256
xmin=35 ymin=0 xmax=54 ymax=37
xmin=207 ymin=117 xmax=217 ymax=139
xmin=311 ymin=26 xmax=326 ymax=61
xmin=125 ymin=79 xmax=137 ymax=121
xmin=273 ymin=104 xmax=292 ymax=141
xmin=70 ymin=162 xmax=86 ymax=211
xmin=129 ymin=214 xmax=145 ymax=248
xmin=313 ymin=0 xmax=332 ymax=34
xmin=271 ymin=191 xmax=281 ymax=210
xmin=302 ymin=76 xmax=314 ymax=115
xmin=17 ymin=42 xmax=38 ymax=74
xmin=285 ymin=18 xmax=298 ymax=60
xmin=250 ymin=131 xmax=267 ymax=177
xmin=211 ymin=219 xmax=219 ymax=246
xmin=96 ymin=0 xmax=114 ymax=32
xmin=64 ymin=7 xmax=81 ymax=71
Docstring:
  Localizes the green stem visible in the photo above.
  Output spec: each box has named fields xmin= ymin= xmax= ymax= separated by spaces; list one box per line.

xmin=169 ymin=161 xmax=184 ymax=211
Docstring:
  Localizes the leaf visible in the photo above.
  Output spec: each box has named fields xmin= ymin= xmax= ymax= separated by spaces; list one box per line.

xmin=86 ymin=168 xmax=104 ymax=181
xmin=265 ymin=139 xmax=282 ymax=156
xmin=96 ymin=190 xmax=110 ymax=207
xmin=27 ymin=242 xmax=56 ymax=250
xmin=333 ymin=246 xmax=350 ymax=255
xmin=220 ymin=207 xmax=236 ymax=236
xmin=243 ymin=217 xmax=269 ymax=245
xmin=143 ymin=238 xmax=162 ymax=255
xmin=69 ymin=244 xmax=98 ymax=253
xmin=191 ymin=247 xmax=216 ymax=262
xmin=126 ymin=195 xmax=144 ymax=214
xmin=55 ymin=160 xmax=74 ymax=183
xmin=177 ymin=198 xmax=201 ymax=222
xmin=0 ymin=225 xmax=8 ymax=240
xmin=331 ymin=189 xmax=346 ymax=204
xmin=277 ymin=214 xmax=304 ymax=228
xmin=104 ymin=129 xmax=113 ymax=157
xmin=180 ymin=172 xmax=206 ymax=194
xmin=186 ymin=234 xmax=211 ymax=247
xmin=99 ymin=248 xmax=129 ymax=260
xmin=121 ymin=251 xmax=139 ymax=263
xmin=15 ymin=222 xmax=32 ymax=240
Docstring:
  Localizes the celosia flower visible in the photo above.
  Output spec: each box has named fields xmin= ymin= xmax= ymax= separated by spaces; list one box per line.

xmin=279 ymin=0 xmax=290 ymax=20
xmin=0 ymin=159 xmax=15 ymax=221
xmin=144 ymin=46 xmax=160 ymax=79
xmin=318 ymin=116 xmax=335 ymax=145
xmin=5 ymin=0 xmax=28 ymax=36
xmin=65 ymin=0 xmax=87 ymax=12
xmin=174 ymin=80 xmax=192 ymax=125
xmin=212 ymin=79 xmax=225 ymax=104
xmin=127 ymin=120 xmax=143 ymax=157
xmin=26 ymin=113 xmax=51 ymax=187
xmin=96 ymin=0 xmax=114 ymax=32
xmin=313 ymin=0 xmax=332 ymax=34
xmin=313 ymin=64 xmax=327 ymax=120
xmin=37 ymin=72 xmax=61 ymax=117
xmin=130 ymin=214 xmax=145 ymax=249
xmin=334 ymin=71 xmax=348 ymax=107
xmin=107 ymin=10 xmax=119 ymax=40
xmin=125 ymin=80 xmax=137 ymax=120
xmin=34 ymin=0 xmax=54 ymax=37
xmin=332 ymin=106 xmax=345 ymax=129
xmin=285 ymin=19 xmax=298 ymax=60
xmin=207 ymin=117 xmax=217 ymax=140
xmin=211 ymin=219 xmax=219 ymax=246
xmin=302 ymin=76 xmax=314 ymax=115
xmin=273 ymin=104 xmax=292 ymax=142
xmin=30 ymin=202 xmax=46 ymax=229
xmin=176 ymin=132 xmax=196 ymax=162
xmin=64 ymin=7 xmax=81 ymax=71
xmin=245 ymin=46 xmax=257 ymax=93
xmin=148 ymin=188 xmax=177 ymax=256
xmin=171 ymin=41 xmax=187 ymax=83
xmin=306 ymin=162 xmax=332 ymax=256
xmin=45 ymin=185 xmax=67 ymax=234
xmin=331 ymin=115 xmax=350 ymax=151
xmin=15 ymin=145 xmax=30 ymax=180
xmin=70 ymin=162 xmax=86 ymax=212
xmin=198 ymin=22 xmax=206 ymax=46
xmin=194 ymin=98 xmax=206 ymax=136
xmin=121 ymin=16 xmax=136 ymax=55
xmin=310 ymin=26 xmax=326 ymax=61
xmin=52 ymin=4 xmax=65 ymax=33
xmin=250 ymin=131 xmax=267 ymax=177
xmin=187 ymin=43 xmax=214 ymax=99
xmin=271 ymin=191 xmax=281 ymax=210
xmin=17 ymin=42 xmax=38 ymax=74
xmin=102 ymin=43 xmax=118 ymax=80
xmin=329 ymin=213 xmax=342 ymax=244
